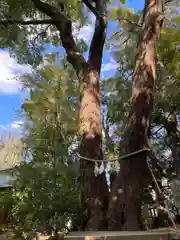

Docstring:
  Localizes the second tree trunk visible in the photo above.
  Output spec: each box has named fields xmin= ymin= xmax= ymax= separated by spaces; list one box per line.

xmin=107 ymin=0 xmax=164 ymax=230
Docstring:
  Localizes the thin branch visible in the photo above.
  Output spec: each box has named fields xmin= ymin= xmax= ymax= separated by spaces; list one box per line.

xmin=31 ymin=0 xmax=60 ymax=20
xmin=153 ymin=125 xmax=164 ymax=135
xmin=32 ymin=24 xmax=51 ymax=45
xmin=0 ymin=19 xmax=54 ymax=25
xmin=165 ymin=0 xmax=174 ymax=4
xmin=88 ymin=0 xmax=107 ymax=72
xmin=117 ymin=17 xmax=142 ymax=27
xmin=31 ymin=0 xmax=86 ymax=76
xmin=83 ymin=0 xmax=100 ymax=18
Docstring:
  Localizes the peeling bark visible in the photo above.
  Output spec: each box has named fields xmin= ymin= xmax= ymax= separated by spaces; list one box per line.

xmin=32 ymin=0 xmax=109 ymax=230
xmin=78 ymin=0 xmax=109 ymax=230
xmin=107 ymin=0 xmax=164 ymax=231
xmin=79 ymin=67 xmax=109 ymax=230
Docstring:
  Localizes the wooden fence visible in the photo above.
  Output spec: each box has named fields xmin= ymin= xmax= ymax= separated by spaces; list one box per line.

xmin=64 ymin=230 xmax=179 ymax=240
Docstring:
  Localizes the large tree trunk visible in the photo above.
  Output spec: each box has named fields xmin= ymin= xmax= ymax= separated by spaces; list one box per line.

xmin=32 ymin=0 xmax=109 ymax=231
xmin=78 ymin=1 xmax=109 ymax=230
xmin=79 ymin=67 xmax=109 ymax=230
xmin=107 ymin=0 xmax=164 ymax=231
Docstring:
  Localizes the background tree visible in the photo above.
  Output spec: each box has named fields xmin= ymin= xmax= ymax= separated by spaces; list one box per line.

xmin=7 ymin=55 xmax=83 ymax=239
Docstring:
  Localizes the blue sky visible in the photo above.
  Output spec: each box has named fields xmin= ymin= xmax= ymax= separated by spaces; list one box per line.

xmin=0 ymin=0 xmax=144 ymax=136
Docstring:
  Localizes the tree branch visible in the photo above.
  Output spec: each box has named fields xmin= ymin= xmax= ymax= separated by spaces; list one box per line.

xmin=165 ymin=0 xmax=174 ymax=4
xmin=87 ymin=0 xmax=108 ymax=73
xmin=83 ymin=0 xmax=100 ymax=18
xmin=117 ymin=17 xmax=142 ymax=27
xmin=31 ymin=0 xmax=60 ymax=20
xmin=31 ymin=0 xmax=86 ymax=76
xmin=0 ymin=19 xmax=54 ymax=25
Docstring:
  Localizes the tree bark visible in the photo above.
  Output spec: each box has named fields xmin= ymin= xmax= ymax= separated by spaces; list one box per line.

xmin=78 ymin=0 xmax=109 ymax=229
xmin=79 ymin=66 xmax=109 ymax=230
xmin=31 ymin=0 xmax=109 ymax=230
xmin=107 ymin=0 xmax=164 ymax=231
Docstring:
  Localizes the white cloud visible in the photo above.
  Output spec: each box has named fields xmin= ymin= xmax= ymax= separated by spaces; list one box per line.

xmin=0 ymin=120 xmax=24 ymax=139
xmin=101 ymin=56 xmax=118 ymax=73
xmin=10 ymin=120 xmax=24 ymax=129
xmin=76 ymin=24 xmax=94 ymax=42
xmin=101 ymin=62 xmax=118 ymax=72
xmin=73 ymin=13 xmax=95 ymax=43
xmin=0 ymin=50 xmax=32 ymax=94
